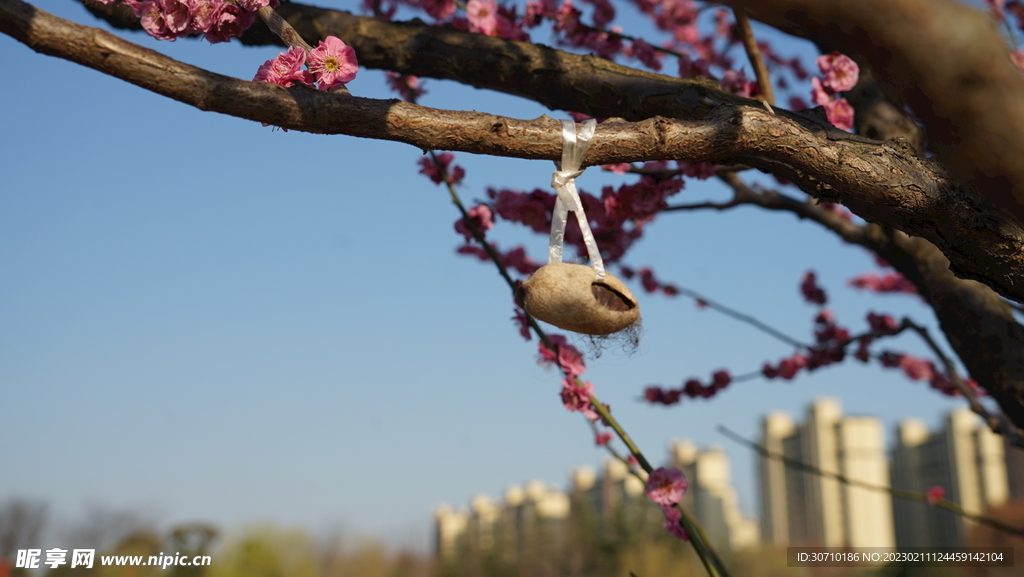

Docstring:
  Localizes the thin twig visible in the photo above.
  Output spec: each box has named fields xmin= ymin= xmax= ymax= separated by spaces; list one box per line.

xmin=256 ymin=6 xmax=312 ymax=51
xmin=733 ymin=8 xmax=774 ymax=105
xmin=422 ymin=134 xmax=730 ymax=577
xmin=903 ymin=319 xmax=1024 ymax=445
xmin=654 ymin=282 xmax=808 ymax=349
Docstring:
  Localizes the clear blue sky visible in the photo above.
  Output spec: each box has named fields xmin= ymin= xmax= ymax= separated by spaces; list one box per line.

xmin=0 ymin=0 xmax=976 ymax=553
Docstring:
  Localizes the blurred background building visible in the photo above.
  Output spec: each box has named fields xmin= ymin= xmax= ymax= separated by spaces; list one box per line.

xmin=435 ymin=397 xmax=1024 ymax=567
xmin=758 ymin=398 xmax=894 ymax=548
xmin=434 ymin=440 xmax=759 ymax=571
xmin=891 ymin=408 xmax=1010 ymax=547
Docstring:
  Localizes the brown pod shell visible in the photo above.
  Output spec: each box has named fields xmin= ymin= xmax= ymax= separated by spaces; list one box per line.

xmin=522 ymin=263 xmax=640 ymax=335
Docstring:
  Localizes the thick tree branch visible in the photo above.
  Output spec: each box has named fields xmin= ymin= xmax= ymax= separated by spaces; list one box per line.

xmin=8 ymin=0 xmax=1024 ymax=305
xmin=725 ymin=0 xmax=1024 ymax=227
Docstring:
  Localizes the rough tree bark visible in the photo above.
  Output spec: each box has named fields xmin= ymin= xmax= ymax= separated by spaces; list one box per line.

xmin=3 ymin=0 xmax=1024 ymax=432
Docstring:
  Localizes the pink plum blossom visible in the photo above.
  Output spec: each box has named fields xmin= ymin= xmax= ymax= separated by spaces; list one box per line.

xmin=867 ymin=312 xmax=899 ymax=333
xmin=719 ymin=69 xmax=756 ymax=98
xmin=422 ymin=0 xmax=457 ymax=20
xmin=848 ymin=271 xmax=917 ymax=294
xmin=630 ymin=38 xmax=662 ymax=71
xmin=810 ymin=77 xmax=831 ymax=107
xmin=538 ymin=335 xmax=586 ymax=376
xmin=160 ymin=0 xmax=191 ymax=35
xmin=523 ymin=0 xmax=557 ymax=26
xmin=512 ymin=308 xmax=531 ymax=341
xmin=454 ymin=204 xmax=494 ymax=241
xmin=824 ymin=97 xmax=855 ymax=131
xmin=238 ymin=0 xmax=280 ymax=11
xmin=386 ymin=72 xmax=427 ymax=102
xmin=189 ymin=0 xmax=223 ymax=33
xmin=817 ymin=52 xmax=859 ymax=92
xmin=900 ymin=356 xmax=935 ymax=381
xmin=595 ymin=431 xmax=612 ymax=445
xmin=554 ymin=0 xmax=582 ymax=36
xmin=645 ymin=467 xmax=688 ymax=506
xmin=560 ymin=378 xmax=598 ymax=421
xmin=661 ymin=505 xmax=690 ymax=540
xmin=926 ymin=485 xmax=945 ymax=506
xmin=308 ymin=36 xmax=359 ymax=90
xmin=418 ymin=153 xmax=465 ymax=185
xmin=204 ymin=2 xmax=256 ymax=43
xmin=587 ymin=0 xmax=615 ymax=27
xmin=138 ymin=0 xmax=177 ymax=40
xmin=253 ymin=46 xmax=314 ymax=87
xmin=603 ymin=163 xmax=632 ymax=174
xmin=467 ymin=0 xmax=499 ymax=35
xmin=801 ymin=271 xmax=827 ymax=305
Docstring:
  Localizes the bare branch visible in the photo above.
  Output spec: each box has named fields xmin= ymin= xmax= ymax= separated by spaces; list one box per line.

xmin=733 ymin=8 xmax=774 ymax=106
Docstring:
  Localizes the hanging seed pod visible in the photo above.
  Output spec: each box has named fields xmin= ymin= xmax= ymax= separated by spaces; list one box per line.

xmin=522 ymin=263 xmax=640 ymax=335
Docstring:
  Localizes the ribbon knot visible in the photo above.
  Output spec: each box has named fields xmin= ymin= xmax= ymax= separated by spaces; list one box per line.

xmin=552 ymin=169 xmax=584 ymax=190
xmin=547 ymin=119 xmax=605 ymax=281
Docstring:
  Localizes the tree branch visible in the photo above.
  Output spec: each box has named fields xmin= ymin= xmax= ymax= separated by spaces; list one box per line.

xmin=8 ymin=0 xmax=1024 ymax=306
xmin=725 ymin=0 xmax=1024 ymax=227
xmin=733 ymin=8 xmax=774 ymax=106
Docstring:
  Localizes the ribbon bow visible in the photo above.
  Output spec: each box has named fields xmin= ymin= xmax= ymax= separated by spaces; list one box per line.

xmin=548 ymin=119 xmax=604 ymax=280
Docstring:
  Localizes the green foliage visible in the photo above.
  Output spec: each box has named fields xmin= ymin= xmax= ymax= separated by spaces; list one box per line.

xmin=209 ymin=526 xmax=319 ymax=577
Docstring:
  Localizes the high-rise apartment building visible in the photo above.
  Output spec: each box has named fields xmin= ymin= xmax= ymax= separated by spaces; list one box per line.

xmin=758 ymin=398 xmax=894 ymax=547
xmin=891 ymin=408 xmax=1010 ymax=547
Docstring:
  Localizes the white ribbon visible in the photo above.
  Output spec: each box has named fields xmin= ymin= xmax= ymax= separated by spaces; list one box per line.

xmin=548 ymin=119 xmax=605 ymax=281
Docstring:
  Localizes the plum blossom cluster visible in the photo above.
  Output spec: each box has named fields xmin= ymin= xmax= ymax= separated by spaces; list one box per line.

xmin=758 ymin=301 xmax=977 ymax=400
xmin=645 ymin=467 xmax=690 ymax=540
xmin=537 ymin=335 xmax=608 ymax=423
xmin=800 ymin=270 xmax=827 ymax=305
xmin=718 ymin=69 xmax=759 ymax=99
xmin=619 ymin=266 xmax=682 ymax=298
xmin=409 ymin=0 xmax=529 ymax=39
xmin=643 ymin=370 xmax=731 ymax=405
xmin=877 ymin=351 xmax=982 ymax=397
xmin=95 ymin=0 xmax=277 ymax=43
xmin=536 ymin=335 xmax=617 ymax=444
xmin=252 ymin=37 xmax=359 ymax=92
xmin=396 ymin=0 xmax=814 ymax=112
xmin=419 ymin=153 xmax=467 ymax=186
xmin=643 ymin=268 xmax=976 ymax=407
xmin=413 ymin=152 xmax=539 ymax=277
xmin=602 ymin=160 xmax=718 ymax=181
xmin=847 ymin=255 xmax=918 ymax=295
xmin=817 ymin=201 xmax=854 ymax=222
xmin=454 ymin=205 xmax=495 ymax=242
xmin=848 ymin=272 xmax=918 ymax=295
xmin=457 ymin=243 xmax=541 ymax=275
xmin=810 ymin=52 xmax=859 ymax=131
xmin=761 ymin=308 xmax=848 ymax=379
xmin=385 ymin=72 xmax=427 ymax=102
xmin=484 ymin=162 xmax=683 ymax=265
